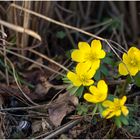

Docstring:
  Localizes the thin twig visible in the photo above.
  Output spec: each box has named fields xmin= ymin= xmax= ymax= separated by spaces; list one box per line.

xmin=0 ymin=19 xmax=41 ymax=41
xmin=29 ymin=49 xmax=69 ymax=72
xmin=0 ymin=47 xmax=65 ymax=76
xmin=36 ymin=119 xmax=81 ymax=139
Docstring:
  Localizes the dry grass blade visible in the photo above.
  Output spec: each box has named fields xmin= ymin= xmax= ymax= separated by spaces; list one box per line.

xmin=29 ymin=49 xmax=69 ymax=72
xmin=10 ymin=3 xmax=104 ymax=41
xmin=0 ymin=19 xmax=41 ymax=41
xmin=21 ymin=1 xmax=32 ymax=56
xmin=0 ymin=47 xmax=65 ymax=77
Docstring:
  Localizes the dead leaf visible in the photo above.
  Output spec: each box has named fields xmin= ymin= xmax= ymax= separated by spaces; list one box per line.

xmin=48 ymin=93 xmax=78 ymax=127
xmin=32 ymin=120 xmax=43 ymax=134
xmin=34 ymin=76 xmax=53 ymax=100
xmin=32 ymin=119 xmax=52 ymax=134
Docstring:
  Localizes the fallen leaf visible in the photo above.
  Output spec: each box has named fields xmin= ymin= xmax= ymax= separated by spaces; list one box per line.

xmin=48 ymin=93 xmax=78 ymax=127
xmin=32 ymin=119 xmax=52 ymax=134
xmin=32 ymin=120 xmax=43 ymax=134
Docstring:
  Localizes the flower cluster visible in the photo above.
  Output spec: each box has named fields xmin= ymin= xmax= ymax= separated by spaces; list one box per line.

xmin=67 ymin=39 xmax=106 ymax=87
xmin=66 ymin=39 xmax=131 ymax=126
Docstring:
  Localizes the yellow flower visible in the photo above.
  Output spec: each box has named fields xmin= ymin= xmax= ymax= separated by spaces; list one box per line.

xmin=119 ymin=47 xmax=140 ymax=76
xmin=84 ymin=80 xmax=108 ymax=103
xmin=102 ymin=96 xmax=129 ymax=119
xmin=67 ymin=62 xmax=96 ymax=87
xmin=71 ymin=40 xmax=106 ymax=70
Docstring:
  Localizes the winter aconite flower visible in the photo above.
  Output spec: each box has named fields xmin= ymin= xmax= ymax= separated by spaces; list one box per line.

xmin=71 ymin=40 xmax=106 ymax=70
xmin=119 ymin=47 xmax=140 ymax=76
xmin=67 ymin=62 xmax=96 ymax=87
xmin=102 ymin=96 xmax=129 ymax=119
xmin=84 ymin=80 xmax=108 ymax=103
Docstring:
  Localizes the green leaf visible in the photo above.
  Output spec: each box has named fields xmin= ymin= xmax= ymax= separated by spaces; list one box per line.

xmin=102 ymin=56 xmax=114 ymax=66
xmin=68 ymin=86 xmax=79 ymax=95
xmin=75 ymin=86 xmax=84 ymax=98
xmin=120 ymin=115 xmax=129 ymax=125
xmin=134 ymin=72 xmax=140 ymax=87
xmin=115 ymin=117 xmax=122 ymax=128
xmin=62 ymin=76 xmax=72 ymax=84
xmin=107 ymin=94 xmax=117 ymax=101
xmin=77 ymin=103 xmax=88 ymax=115
xmin=94 ymin=69 xmax=101 ymax=81
xmin=98 ymin=103 xmax=104 ymax=115
xmin=107 ymin=52 xmax=114 ymax=57
xmin=66 ymin=84 xmax=74 ymax=90
xmin=100 ymin=64 xmax=109 ymax=76
xmin=56 ymin=31 xmax=66 ymax=39
xmin=92 ymin=104 xmax=98 ymax=117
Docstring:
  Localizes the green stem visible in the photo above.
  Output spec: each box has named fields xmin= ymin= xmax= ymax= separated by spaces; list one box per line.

xmin=120 ymin=78 xmax=128 ymax=97
xmin=92 ymin=104 xmax=98 ymax=117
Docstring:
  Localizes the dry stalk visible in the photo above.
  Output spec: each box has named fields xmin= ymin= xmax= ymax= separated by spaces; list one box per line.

xmin=0 ymin=19 xmax=41 ymax=41
xmin=21 ymin=1 xmax=32 ymax=56
xmin=0 ymin=25 xmax=9 ymax=85
xmin=29 ymin=49 xmax=69 ymax=72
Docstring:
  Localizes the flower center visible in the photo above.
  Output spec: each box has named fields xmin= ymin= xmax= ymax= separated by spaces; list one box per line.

xmin=79 ymin=74 xmax=88 ymax=83
xmin=86 ymin=52 xmax=97 ymax=61
xmin=130 ymin=59 xmax=137 ymax=66
xmin=114 ymin=102 xmax=121 ymax=111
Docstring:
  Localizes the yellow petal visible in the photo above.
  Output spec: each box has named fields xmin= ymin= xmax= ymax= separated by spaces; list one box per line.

xmin=67 ymin=71 xmax=81 ymax=86
xmin=76 ymin=62 xmax=91 ymax=75
xmin=102 ymin=109 xmax=111 ymax=118
xmin=127 ymin=65 xmax=138 ymax=76
xmin=91 ymin=60 xmax=100 ymax=70
xmin=122 ymin=53 xmax=129 ymax=64
xmin=114 ymin=98 xmax=119 ymax=104
xmin=91 ymin=40 xmax=102 ymax=50
xmin=118 ymin=63 xmax=129 ymax=76
xmin=83 ymin=79 xmax=94 ymax=86
xmin=128 ymin=47 xmax=139 ymax=57
xmin=102 ymin=100 xmax=114 ymax=107
xmin=106 ymin=112 xmax=115 ymax=119
xmin=71 ymin=50 xmax=85 ymax=62
xmin=97 ymin=50 xmax=106 ymax=59
xmin=89 ymin=86 xmax=99 ymax=95
xmin=121 ymin=106 xmax=129 ymax=116
xmin=97 ymin=80 xmax=108 ymax=94
xmin=78 ymin=42 xmax=91 ymax=52
xmin=97 ymin=92 xmax=107 ymax=102
xmin=138 ymin=63 xmax=140 ymax=70
xmin=84 ymin=93 xmax=98 ymax=103
xmin=120 ymin=96 xmax=127 ymax=106
xmin=115 ymin=110 xmax=121 ymax=116
xmin=86 ymin=67 xmax=96 ymax=79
